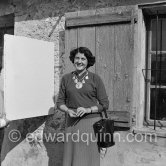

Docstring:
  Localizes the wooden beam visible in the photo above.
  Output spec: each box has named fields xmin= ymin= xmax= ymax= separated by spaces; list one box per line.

xmin=107 ymin=111 xmax=130 ymax=121
xmin=66 ymin=13 xmax=132 ymax=28
xmin=138 ymin=1 xmax=166 ymax=9
xmin=106 ymin=110 xmax=131 ymax=128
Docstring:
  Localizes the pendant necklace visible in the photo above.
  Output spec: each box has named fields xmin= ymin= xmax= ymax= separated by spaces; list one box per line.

xmin=72 ymin=71 xmax=89 ymax=89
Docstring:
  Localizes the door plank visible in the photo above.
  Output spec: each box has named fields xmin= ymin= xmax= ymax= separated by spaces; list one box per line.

xmin=96 ymin=25 xmax=115 ymax=111
xmin=114 ymin=23 xmax=133 ymax=112
xmin=64 ymin=29 xmax=77 ymax=74
xmin=64 ymin=12 xmax=78 ymax=75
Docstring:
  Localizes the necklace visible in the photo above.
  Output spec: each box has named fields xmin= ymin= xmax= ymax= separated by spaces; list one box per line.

xmin=72 ymin=71 xmax=89 ymax=89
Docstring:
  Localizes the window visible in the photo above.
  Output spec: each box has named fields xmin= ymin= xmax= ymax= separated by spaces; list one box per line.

xmin=143 ymin=6 xmax=166 ymax=127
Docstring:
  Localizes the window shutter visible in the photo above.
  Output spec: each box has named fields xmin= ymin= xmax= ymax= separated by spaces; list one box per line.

xmin=65 ymin=6 xmax=137 ymax=128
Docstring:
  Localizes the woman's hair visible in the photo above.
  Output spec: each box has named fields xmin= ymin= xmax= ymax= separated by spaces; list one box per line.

xmin=69 ymin=47 xmax=95 ymax=68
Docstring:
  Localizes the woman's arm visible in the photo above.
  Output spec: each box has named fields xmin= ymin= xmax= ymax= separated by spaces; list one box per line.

xmin=95 ymin=75 xmax=109 ymax=112
xmin=56 ymin=76 xmax=77 ymax=117
xmin=59 ymin=104 xmax=77 ymax=117
xmin=58 ymin=104 xmax=69 ymax=113
xmin=76 ymin=106 xmax=100 ymax=117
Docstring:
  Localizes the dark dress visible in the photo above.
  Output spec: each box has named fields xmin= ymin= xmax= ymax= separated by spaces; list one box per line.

xmin=57 ymin=71 xmax=109 ymax=166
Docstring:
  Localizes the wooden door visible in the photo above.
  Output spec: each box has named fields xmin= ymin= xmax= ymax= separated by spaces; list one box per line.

xmin=65 ymin=7 xmax=135 ymax=122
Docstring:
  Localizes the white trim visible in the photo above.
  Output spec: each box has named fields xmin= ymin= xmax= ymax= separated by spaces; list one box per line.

xmin=135 ymin=8 xmax=146 ymax=129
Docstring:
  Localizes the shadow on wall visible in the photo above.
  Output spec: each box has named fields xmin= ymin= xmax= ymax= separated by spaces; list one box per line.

xmin=43 ymin=110 xmax=65 ymax=166
xmin=0 ymin=115 xmax=48 ymax=164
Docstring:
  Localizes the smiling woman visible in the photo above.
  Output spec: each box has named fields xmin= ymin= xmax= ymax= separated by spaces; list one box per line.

xmin=72 ymin=52 xmax=88 ymax=89
xmin=56 ymin=47 xmax=109 ymax=166
xmin=74 ymin=53 xmax=88 ymax=71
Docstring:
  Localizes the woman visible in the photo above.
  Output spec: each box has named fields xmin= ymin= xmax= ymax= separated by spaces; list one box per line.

xmin=56 ymin=47 xmax=109 ymax=166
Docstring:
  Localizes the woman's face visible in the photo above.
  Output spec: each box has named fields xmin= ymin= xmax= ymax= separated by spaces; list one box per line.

xmin=74 ymin=53 xmax=88 ymax=71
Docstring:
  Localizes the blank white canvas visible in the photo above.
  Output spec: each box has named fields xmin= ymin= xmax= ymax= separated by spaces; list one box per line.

xmin=4 ymin=34 xmax=55 ymax=120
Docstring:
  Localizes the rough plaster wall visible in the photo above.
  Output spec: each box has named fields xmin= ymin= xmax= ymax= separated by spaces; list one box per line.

xmin=101 ymin=132 xmax=166 ymax=166
xmin=0 ymin=0 xmax=162 ymax=18
xmin=2 ymin=139 xmax=49 ymax=166
xmin=1 ymin=0 xmax=166 ymax=166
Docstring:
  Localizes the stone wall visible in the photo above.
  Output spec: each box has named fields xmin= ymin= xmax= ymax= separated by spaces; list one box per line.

xmin=0 ymin=0 xmax=161 ymax=17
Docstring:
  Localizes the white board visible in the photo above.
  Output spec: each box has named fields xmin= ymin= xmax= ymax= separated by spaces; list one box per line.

xmin=4 ymin=34 xmax=54 ymax=120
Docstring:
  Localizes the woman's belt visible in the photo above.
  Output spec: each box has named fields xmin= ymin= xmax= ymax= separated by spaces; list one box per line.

xmin=68 ymin=108 xmax=102 ymax=119
xmin=82 ymin=113 xmax=101 ymax=119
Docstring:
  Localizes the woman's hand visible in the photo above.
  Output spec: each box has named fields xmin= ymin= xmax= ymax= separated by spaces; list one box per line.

xmin=76 ymin=107 xmax=91 ymax=117
xmin=68 ymin=109 xmax=77 ymax=118
xmin=0 ymin=118 xmax=10 ymax=128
